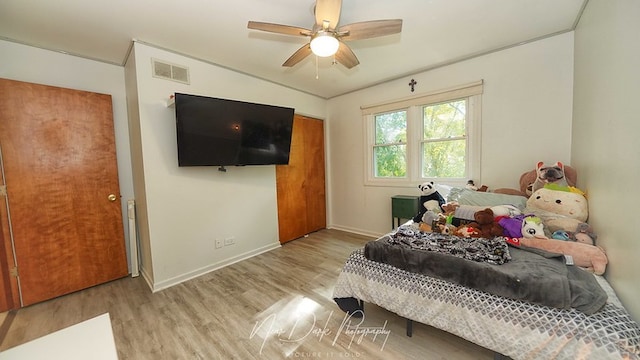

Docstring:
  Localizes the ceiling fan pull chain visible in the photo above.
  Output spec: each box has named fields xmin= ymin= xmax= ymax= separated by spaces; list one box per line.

xmin=315 ymin=55 xmax=319 ymax=80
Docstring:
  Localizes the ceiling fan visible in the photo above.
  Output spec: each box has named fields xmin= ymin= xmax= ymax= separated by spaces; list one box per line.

xmin=247 ymin=0 xmax=402 ymax=69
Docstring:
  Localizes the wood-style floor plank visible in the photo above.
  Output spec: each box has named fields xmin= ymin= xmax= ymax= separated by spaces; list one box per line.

xmin=0 ymin=229 xmax=494 ymax=359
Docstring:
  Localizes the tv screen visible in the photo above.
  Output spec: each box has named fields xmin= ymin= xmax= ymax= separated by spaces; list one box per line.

xmin=174 ymin=93 xmax=295 ymax=167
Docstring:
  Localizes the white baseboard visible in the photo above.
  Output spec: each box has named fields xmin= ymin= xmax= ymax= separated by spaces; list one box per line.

xmin=150 ymin=242 xmax=282 ymax=292
xmin=327 ymin=224 xmax=385 ymax=239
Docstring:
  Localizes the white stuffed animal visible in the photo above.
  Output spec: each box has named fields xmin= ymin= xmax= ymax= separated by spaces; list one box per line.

xmin=521 ymin=216 xmax=545 ymax=238
xmin=525 ymin=185 xmax=588 ymax=233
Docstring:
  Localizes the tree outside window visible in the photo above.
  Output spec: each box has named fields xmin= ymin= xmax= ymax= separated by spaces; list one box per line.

xmin=374 ymin=110 xmax=407 ymax=177
xmin=421 ymin=99 xmax=467 ymax=178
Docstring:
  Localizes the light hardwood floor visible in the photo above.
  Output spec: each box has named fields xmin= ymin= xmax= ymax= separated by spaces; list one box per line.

xmin=0 ymin=229 xmax=494 ymax=359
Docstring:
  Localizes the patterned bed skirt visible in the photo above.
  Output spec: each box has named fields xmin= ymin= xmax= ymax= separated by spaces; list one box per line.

xmin=333 ymin=249 xmax=640 ymax=360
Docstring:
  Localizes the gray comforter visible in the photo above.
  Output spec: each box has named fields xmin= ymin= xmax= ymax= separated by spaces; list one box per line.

xmin=364 ymin=228 xmax=607 ymax=314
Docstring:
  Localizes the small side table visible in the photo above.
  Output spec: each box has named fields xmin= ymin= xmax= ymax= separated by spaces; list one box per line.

xmin=391 ymin=195 xmax=420 ymax=229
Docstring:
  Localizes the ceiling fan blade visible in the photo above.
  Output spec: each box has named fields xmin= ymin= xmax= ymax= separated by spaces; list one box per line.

xmin=248 ymin=21 xmax=311 ymax=37
xmin=337 ymin=19 xmax=403 ymax=41
xmin=334 ymin=42 xmax=359 ymax=69
xmin=315 ymin=0 xmax=342 ymax=29
xmin=282 ymin=44 xmax=312 ymax=67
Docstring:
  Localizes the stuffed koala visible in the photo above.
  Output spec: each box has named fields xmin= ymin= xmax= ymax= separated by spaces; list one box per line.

xmin=412 ymin=181 xmax=446 ymax=223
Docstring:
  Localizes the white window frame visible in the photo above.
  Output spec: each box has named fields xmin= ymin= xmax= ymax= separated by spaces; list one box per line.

xmin=363 ymin=80 xmax=483 ymax=188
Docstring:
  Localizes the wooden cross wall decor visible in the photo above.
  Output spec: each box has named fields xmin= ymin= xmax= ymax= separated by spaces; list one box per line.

xmin=409 ymin=78 xmax=417 ymax=92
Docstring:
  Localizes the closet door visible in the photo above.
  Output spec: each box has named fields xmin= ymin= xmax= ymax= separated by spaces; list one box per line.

xmin=302 ymin=117 xmax=326 ymax=232
xmin=0 ymin=78 xmax=128 ymax=307
xmin=276 ymin=115 xmax=326 ymax=243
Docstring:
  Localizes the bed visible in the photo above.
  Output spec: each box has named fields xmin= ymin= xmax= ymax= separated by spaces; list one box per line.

xmin=332 ymin=188 xmax=640 ymax=359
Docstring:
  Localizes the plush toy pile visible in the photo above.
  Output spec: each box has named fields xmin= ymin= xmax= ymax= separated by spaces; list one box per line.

xmin=411 ymin=165 xmax=608 ymax=275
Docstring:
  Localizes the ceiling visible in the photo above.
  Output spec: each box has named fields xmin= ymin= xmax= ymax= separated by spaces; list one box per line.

xmin=0 ymin=0 xmax=586 ymax=99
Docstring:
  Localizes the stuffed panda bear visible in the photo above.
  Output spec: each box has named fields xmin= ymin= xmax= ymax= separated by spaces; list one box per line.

xmin=412 ymin=181 xmax=446 ymax=223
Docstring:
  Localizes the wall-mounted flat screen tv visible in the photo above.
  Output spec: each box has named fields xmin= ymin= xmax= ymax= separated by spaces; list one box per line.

xmin=174 ymin=93 xmax=295 ymax=167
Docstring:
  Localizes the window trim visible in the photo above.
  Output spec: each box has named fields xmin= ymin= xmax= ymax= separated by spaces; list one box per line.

xmin=363 ymin=81 xmax=483 ymax=188
xmin=361 ymin=80 xmax=483 ymax=115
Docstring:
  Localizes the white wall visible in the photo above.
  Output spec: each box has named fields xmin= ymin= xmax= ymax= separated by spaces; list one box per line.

xmin=127 ymin=42 xmax=326 ymax=290
xmin=573 ymin=0 xmax=640 ymax=321
xmin=0 ymin=39 xmax=136 ymax=272
xmin=326 ymin=33 xmax=574 ymax=237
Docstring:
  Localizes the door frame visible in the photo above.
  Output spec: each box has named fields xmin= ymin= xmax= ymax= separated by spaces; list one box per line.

xmin=0 ymin=152 xmax=20 ymax=311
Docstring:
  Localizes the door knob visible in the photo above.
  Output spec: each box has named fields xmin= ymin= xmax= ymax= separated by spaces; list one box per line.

xmin=108 ymin=194 xmax=117 ymax=202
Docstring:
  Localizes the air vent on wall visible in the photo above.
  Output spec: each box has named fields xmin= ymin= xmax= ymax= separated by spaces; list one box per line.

xmin=152 ymin=59 xmax=190 ymax=84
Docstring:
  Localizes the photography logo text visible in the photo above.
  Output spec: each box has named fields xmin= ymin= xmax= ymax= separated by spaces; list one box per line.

xmin=249 ymin=310 xmax=390 ymax=356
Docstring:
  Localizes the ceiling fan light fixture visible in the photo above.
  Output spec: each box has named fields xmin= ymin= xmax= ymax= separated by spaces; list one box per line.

xmin=310 ymin=31 xmax=339 ymax=57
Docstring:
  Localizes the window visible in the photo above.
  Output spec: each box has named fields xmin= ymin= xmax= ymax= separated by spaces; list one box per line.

xmin=374 ymin=110 xmax=407 ymax=177
xmin=421 ymin=99 xmax=467 ymax=178
xmin=363 ymin=81 xmax=482 ymax=187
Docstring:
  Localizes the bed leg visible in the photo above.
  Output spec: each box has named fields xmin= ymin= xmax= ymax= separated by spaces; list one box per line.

xmin=406 ymin=318 xmax=413 ymax=337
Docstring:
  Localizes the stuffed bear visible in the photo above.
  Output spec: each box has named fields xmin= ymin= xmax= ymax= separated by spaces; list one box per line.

xmin=441 ymin=202 xmax=459 ymax=215
xmin=412 ymin=181 xmax=446 ymax=222
xmin=469 ymin=208 xmax=503 ymax=238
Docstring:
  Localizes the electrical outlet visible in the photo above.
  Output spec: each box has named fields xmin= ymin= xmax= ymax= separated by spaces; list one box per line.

xmin=224 ymin=237 xmax=235 ymax=246
xmin=215 ymin=238 xmax=223 ymax=249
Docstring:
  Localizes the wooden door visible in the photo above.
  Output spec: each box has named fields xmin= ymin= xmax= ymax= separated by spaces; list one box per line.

xmin=0 ymin=78 xmax=128 ymax=307
xmin=302 ymin=118 xmax=326 ymax=232
xmin=276 ymin=116 xmax=308 ymax=243
xmin=276 ymin=115 xmax=326 ymax=243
